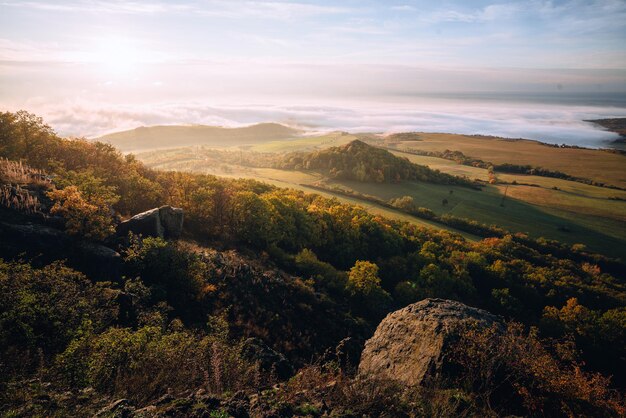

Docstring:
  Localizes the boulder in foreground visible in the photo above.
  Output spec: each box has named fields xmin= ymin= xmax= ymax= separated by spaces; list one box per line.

xmin=116 ymin=205 xmax=183 ymax=239
xmin=358 ymin=298 xmax=502 ymax=386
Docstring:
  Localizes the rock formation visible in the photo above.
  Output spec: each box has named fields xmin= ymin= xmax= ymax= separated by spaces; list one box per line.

xmin=358 ymin=298 xmax=502 ymax=386
xmin=0 ymin=221 xmax=122 ymax=281
xmin=241 ymin=337 xmax=294 ymax=380
xmin=116 ymin=205 xmax=183 ymax=239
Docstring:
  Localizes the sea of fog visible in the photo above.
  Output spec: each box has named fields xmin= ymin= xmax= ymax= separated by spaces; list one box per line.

xmin=18 ymin=92 xmax=626 ymax=148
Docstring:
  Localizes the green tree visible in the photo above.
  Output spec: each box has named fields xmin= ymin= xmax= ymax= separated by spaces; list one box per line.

xmin=230 ymin=191 xmax=276 ymax=247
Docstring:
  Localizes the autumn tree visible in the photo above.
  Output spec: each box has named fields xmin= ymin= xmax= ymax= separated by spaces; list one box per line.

xmin=47 ymin=185 xmax=117 ymax=241
xmin=347 ymin=260 xmax=391 ymax=318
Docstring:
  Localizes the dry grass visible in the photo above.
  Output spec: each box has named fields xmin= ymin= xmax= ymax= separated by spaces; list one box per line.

xmin=0 ymin=184 xmax=41 ymax=214
xmin=0 ymin=158 xmax=51 ymax=187
xmin=391 ymin=133 xmax=626 ymax=189
xmin=0 ymin=159 xmax=53 ymax=214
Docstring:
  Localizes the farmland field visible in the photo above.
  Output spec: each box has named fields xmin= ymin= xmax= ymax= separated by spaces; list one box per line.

xmin=386 ymin=132 xmax=626 ymax=189
xmin=136 ymin=138 xmax=626 ymax=258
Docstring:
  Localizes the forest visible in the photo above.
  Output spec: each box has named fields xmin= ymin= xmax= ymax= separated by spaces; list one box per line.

xmin=1 ymin=110 xmax=625 ymax=417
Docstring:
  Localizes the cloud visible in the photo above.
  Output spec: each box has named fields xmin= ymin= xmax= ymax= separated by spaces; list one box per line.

xmin=0 ymin=38 xmax=65 ymax=62
xmin=391 ymin=5 xmax=416 ymax=12
xmin=1 ymin=0 xmax=353 ymax=19
xmin=422 ymin=3 xmax=521 ymax=23
xmin=6 ymin=96 xmax=624 ymax=148
xmin=0 ymin=0 xmax=191 ymax=14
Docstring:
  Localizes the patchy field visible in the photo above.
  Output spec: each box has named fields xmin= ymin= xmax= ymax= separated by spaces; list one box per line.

xmin=250 ymin=132 xmax=358 ymax=152
xmin=136 ymin=135 xmax=626 ymax=258
xmin=321 ymin=178 xmax=625 ymax=258
xmin=388 ymin=132 xmax=626 ymax=189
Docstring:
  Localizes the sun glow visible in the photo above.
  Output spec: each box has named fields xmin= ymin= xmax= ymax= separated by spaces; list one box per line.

xmin=91 ymin=37 xmax=144 ymax=77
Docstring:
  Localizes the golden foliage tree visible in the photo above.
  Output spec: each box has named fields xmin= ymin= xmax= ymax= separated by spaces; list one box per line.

xmin=47 ymin=186 xmax=116 ymax=240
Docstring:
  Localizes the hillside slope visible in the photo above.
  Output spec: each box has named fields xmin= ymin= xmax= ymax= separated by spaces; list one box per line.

xmin=97 ymin=123 xmax=301 ymax=152
xmin=276 ymin=139 xmax=476 ymax=186
xmin=1 ymin=111 xmax=625 ymax=417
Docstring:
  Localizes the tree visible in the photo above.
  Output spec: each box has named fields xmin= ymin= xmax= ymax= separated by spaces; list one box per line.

xmin=47 ymin=185 xmax=117 ymax=240
xmin=488 ymin=165 xmax=498 ymax=184
xmin=230 ymin=191 xmax=276 ymax=247
xmin=348 ymin=260 xmax=382 ymax=296
xmin=347 ymin=260 xmax=391 ymax=318
xmin=390 ymin=195 xmax=415 ymax=211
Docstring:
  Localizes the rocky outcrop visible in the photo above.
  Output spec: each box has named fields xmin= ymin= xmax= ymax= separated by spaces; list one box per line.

xmin=358 ymin=298 xmax=502 ymax=386
xmin=241 ymin=338 xmax=294 ymax=380
xmin=0 ymin=221 xmax=122 ymax=281
xmin=94 ymin=398 xmax=135 ymax=417
xmin=116 ymin=206 xmax=183 ymax=239
xmin=321 ymin=337 xmax=363 ymax=373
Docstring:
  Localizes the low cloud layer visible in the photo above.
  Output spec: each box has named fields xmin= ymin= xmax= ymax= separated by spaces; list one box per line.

xmin=6 ymin=95 xmax=625 ymax=148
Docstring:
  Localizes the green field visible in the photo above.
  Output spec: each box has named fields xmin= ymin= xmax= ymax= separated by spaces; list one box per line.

xmin=322 ymin=178 xmax=625 ymax=258
xmin=250 ymin=132 xmax=358 ymax=152
xmin=135 ymin=134 xmax=626 ymax=259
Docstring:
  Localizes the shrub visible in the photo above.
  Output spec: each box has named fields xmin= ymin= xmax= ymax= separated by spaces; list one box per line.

xmin=123 ymin=237 xmax=214 ymax=323
xmin=56 ymin=322 xmax=260 ymax=403
xmin=449 ymin=322 xmax=625 ymax=417
xmin=47 ymin=185 xmax=116 ymax=240
xmin=0 ymin=260 xmax=116 ymax=376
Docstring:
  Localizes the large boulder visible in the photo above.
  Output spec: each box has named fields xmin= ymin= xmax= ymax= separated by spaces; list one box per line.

xmin=358 ymin=298 xmax=502 ymax=386
xmin=116 ymin=205 xmax=183 ymax=239
xmin=0 ymin=221 xmax=122 ymax=281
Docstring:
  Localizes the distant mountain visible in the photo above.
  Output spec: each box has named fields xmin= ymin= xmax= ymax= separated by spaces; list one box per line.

xmin=96 ymin=123 xmax=301 ymax=152
xmin=586 ymin=118 xmax=626 ymax=142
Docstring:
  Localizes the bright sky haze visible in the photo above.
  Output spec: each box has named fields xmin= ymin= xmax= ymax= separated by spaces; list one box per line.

xmin=1 ymin=0 xmax=625 ymax=141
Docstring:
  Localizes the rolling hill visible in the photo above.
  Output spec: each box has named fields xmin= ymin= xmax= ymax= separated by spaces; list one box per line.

xmin=275 ymin=139 xmax=477 ymax=186
xmin=97 ymin=123 xmax=301 ymax=152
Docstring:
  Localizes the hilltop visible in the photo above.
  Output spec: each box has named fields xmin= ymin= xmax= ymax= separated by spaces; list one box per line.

xmin=97 ymin=122 xmax=301 ymax=152
xmin=276 ymin=139 xmax=476 ymax=186
xmin=586 ymin=118 xmax=626 ymax=143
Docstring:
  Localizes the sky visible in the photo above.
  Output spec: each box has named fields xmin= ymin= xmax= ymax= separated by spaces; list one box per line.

xmin=1 ymin=0 xmax=626 ymax=141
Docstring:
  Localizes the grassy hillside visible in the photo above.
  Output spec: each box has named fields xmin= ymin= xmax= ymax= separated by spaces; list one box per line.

xmin=322 ymin=178 xmax=626 ymax=259
xmin=97 ymin=123 xmax=301 ymax=152
xmin=386 ymin=132 xmax=626 ymax=189
xmin=136 ymin=141 xmax=626 ymax=258
xmin=250 ymin=131 xmax=359 ymax=152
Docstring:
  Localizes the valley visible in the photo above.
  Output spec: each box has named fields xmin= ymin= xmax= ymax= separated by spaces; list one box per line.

xmin=126 ymin=128 xmax=626 ymax=259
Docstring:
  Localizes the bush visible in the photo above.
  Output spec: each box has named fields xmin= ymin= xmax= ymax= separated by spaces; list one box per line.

xmin=57 ymin=320 xmax=260 ymax=403
xmin=0 ymin=260 xmax=116 ymax=377
xmin=123 ymin=237 xmax=214 ymax=323
xmin=449 ymin=322 xmax=625 ymax=417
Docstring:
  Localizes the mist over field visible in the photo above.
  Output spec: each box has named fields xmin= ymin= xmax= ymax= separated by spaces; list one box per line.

xmin=8 ymin=94 xmax=625 ymax=147
xmin=23 ymin=97 xmax=626 ymax=147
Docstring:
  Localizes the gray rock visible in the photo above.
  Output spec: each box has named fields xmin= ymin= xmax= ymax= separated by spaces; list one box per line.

xmin=242 ymin=337 xmax=294 ymax=380
xmin=94 ymin=398 xmax=135 ymax=417
xmin=116 ymin=205 xmax=183 ymax=239
xmin=0 ymin=221 xmax=121 ymax=280
xmin=158 ymin=206 xmax=184 ymax=238
xmin=358 ymin=298 xmax=502 ymax=387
